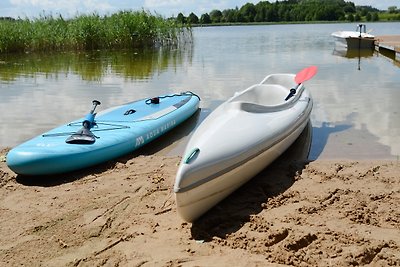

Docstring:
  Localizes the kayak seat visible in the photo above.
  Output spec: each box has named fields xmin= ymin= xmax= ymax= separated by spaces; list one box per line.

xmin=233 ymin=84 xmax=289 ymax=106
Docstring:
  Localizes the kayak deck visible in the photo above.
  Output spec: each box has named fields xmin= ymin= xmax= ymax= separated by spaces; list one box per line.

xmin=174 ymin=73 xmax=313 ymax=222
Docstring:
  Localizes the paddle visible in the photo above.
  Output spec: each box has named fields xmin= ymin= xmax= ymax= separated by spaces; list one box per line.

xmin=66 ymin=100 xmax=101 ymax=144
xmin=285 ymin=66 xmax=318 ymax=101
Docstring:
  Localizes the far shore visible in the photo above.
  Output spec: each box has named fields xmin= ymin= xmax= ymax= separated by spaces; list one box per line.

xmin=190 ymin=20 xmax=400 ymax=27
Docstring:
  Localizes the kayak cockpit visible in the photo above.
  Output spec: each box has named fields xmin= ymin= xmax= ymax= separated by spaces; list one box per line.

xmin=230 ymin=82 xmax=305 ymax=113
xmin=232 ymin=84 xmax=288 ymax=106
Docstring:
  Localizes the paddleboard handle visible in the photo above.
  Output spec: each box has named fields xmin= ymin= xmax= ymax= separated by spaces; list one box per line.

xmin=90 ymin=100 xmax=101 ymax=114
xmin=65 ymin=100 xmax=101 ymax=144
xmin=83 ymin=113 xmax=96 ymax=128
xmin=83 ymin=100 xmax=101 ymax=128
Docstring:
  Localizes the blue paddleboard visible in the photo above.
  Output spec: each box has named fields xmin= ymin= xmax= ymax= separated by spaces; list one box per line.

xmin=7 ymin=92 xmax=200 ymax=175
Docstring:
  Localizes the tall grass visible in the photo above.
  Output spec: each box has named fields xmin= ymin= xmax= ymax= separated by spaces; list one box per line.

xmin=0 ymin=11 xmax=190 ymax=53
xmin=378 ymin=13 xmax=400 ymax=21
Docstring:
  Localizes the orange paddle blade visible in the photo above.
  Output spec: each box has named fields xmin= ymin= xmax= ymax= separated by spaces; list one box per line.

xmin=295 ymin=66 xmax=318 ymax=84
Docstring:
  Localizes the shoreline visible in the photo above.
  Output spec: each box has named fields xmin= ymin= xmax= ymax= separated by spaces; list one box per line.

xmin=0 ymin=144 xmax=399 ymax=266
xmin=190 ymin=20 xmax=400 ymax=28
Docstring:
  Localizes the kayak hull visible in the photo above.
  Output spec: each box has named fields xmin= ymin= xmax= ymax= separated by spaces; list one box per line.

xmin=175 ymin=120 xmax=309 ymax=222
xmin=7 ymin=92 xmax=200 ymax=176
xmin=174 ymin=74 xmax=313 ymax=222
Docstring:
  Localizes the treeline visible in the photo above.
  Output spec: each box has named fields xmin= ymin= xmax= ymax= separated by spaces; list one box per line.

xmin=176 ymin=0 xmax=393 ymax=25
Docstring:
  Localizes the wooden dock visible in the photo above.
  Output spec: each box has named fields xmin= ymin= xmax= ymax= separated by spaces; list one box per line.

xmin=375 ymin=35 xmax=400 ymax=61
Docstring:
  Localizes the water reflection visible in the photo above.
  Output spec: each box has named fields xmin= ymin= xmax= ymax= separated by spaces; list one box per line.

xmin=332 ymin=47 xmax=375 ymax=70
xmin=0 ymin=46 xmax=193 ymax=82
xmin=377 ymin=48 xmax=400 ymax=68
xmin=333 ymin=47 xmax=374 ymax=59
xmin=1 ymin=23 xmax=400 ymax=159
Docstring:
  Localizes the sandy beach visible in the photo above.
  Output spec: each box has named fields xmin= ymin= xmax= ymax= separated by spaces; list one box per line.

xmin=0 ymin=140 xmax=399 ymax=267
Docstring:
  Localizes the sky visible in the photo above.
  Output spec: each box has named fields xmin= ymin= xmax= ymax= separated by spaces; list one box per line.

xmin=0 ymin=0 xmax=398 ymax=19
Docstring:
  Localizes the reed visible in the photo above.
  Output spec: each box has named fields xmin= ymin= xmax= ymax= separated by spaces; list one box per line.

xmin=0 ymin=11 xmax=190 ymax=53
xmin=378 ymin=13 xmax=400 ymax=21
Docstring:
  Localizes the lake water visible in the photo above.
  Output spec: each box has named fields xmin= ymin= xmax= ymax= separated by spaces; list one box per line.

xmin=1 ymin=22 xmax=400 ymax=160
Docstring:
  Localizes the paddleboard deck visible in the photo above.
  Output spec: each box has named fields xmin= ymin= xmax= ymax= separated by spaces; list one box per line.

xmin=7 ymin=92 xmax=200 ymax=176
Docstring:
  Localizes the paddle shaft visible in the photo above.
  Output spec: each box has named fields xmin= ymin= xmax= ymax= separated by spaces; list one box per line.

xmin=83 ymin=100 xmax=101 ymax=129
xmin=90 ymin=100 xmax=101 ymax=114
xmin=285 ymin=84 xmax=300 ymax=101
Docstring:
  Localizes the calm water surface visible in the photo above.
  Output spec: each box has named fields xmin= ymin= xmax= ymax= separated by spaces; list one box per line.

xmin=1 ymin=22 xmax=399 ymax=159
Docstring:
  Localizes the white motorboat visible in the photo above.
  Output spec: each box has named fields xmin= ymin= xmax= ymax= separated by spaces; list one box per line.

xmin=174 ymin=66 xmax=317 ymax=222
xmin=331 ymin=24 xmax=375 ymax=49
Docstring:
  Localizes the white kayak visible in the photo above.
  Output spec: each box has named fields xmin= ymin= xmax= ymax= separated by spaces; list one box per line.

xmin=174 ymin=66 xmax=317 ymax=222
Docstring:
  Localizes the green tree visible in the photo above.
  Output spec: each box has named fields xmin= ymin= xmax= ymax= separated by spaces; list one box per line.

xmin=372 ymin=12 xmax=379 ymax=21
xmin=254 ymin=4 xmax=266 ymax=22
xmin=209 ymin=9 xmax=223 ymax=23
xmin=255 ymin=1 xmax=273 ymax=22
xmin=187 ymin=12 xmax=199 ymax=24
xmin=239 ymin=3 xmax=257 ymax=22
xmin=265 ymin=5 xmax=278 ymax=22
xmin=344 ymin=2 xmax=356 ymax=13
xmin=183 ymin=0 xmax=385 ymax=24
xmin=176 ymin=13 xmax=186 ymax=24
xmin=360 ymin=9 xmax=368 ymax=16
xmin=222 ymin=9 xmax=238 ymax=22
xmin=236 ymin=11 xmax=245 ymax=22
xmin=200 ymin=13 xmax=211 ymax=24
xmin=388 ymin=6 xmax=398 ymax=13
